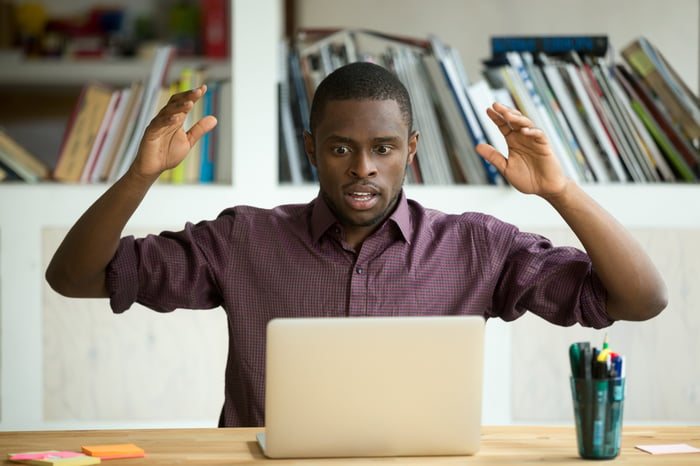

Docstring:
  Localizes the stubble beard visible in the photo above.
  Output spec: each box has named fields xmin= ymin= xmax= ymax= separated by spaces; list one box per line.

xmin=321 ymin=168 xmax=407 ymax=229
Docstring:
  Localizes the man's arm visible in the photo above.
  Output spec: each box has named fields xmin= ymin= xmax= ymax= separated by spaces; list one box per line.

xmin=46 ymin=86 xmax=217 ymax=298
xmin=475 ymin=103 xmax=667 ymax=321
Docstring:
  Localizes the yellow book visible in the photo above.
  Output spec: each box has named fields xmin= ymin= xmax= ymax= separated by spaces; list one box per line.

xmin=0 ymin=128 xmax=50 ymax=181
xmin=156 ymin=80 xmax=180 ymax=183
xmin=54 ymin=82 xmax=114 ymax=182
xmin=169 ymin=68 xmax=193 ymax=184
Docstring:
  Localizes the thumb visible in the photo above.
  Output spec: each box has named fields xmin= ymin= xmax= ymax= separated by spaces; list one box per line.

xmin=187 ymin=115 xmax=218 ymax=146
xmin=475 ymin=143 xmax=507 ymax=173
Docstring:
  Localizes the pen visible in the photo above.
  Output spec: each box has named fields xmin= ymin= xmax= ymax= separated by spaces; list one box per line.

xmin=592 ymin=377 xmax=609 ymax=456
xmin=608 ymin=355 xmax=625 ymax=456
xmin=569 ymin=343 xmax=581 ymax=377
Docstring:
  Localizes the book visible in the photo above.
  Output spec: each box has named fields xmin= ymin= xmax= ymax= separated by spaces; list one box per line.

xmin=615 ymin=64 xmax=698 ymax=181
xmin=429 ymin=34 xmax=503 ymax=185
xmin=491 ymin=35 xmax=609 ymax=58
xmin=606 ymin=66 xmax=675 ymax=182
xmin=214 ymin=78 xmax=232 ymax=184
xmin=392 ymin=45 xmax=454 ymax=184
xmin=198 ymin=79 xmax=217 ymax=183
xmin=577 ymin=56 xmax=646 ymax=182
xmin=587 ymin=57 xmax=659 ymax=182
xmin=466 ymin=79 xmax=510 ymax=161
xmin=201 ymin=0 xmax=228 ymax=58
xmin=567 ymin=51 xmax=633 ymax=182
xmin=53 ymin=82 xmax=115 ymax=182
xmin=538 ymin=54 xmax=612 ymax=182
xmin=279 ymin=43 xmax=305 ymax=184
xmin=504 ymin=51 xmax=584 ymax=183
xmin=97 ymin=80 xmax=144 ymax=182
xmin=424 ymin=53 xmax=487 ymax=184
xmin=561 ymin=57 xmax=628 ymax=182
xmin=165 ymin=66 xmax=208 ymax=184
xmin=79 ymin=88 xmax=122 ymax=183
xmin=0 ymin=128 xmax=50 ymax=182
xmin=525 ymin=53 xmax=595 ymax=182
xmin=112 ymin=44 xmax=176 ymax=181
xmin=621 ymin=37 xmax=700 ymax=146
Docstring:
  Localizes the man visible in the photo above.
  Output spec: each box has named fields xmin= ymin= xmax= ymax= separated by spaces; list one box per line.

xmin=46 ymin=62 xmax=667 ymax=427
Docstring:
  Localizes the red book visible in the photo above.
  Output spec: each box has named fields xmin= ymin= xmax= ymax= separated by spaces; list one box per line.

xmin=201 ymin=0 xmax=228 ymax=58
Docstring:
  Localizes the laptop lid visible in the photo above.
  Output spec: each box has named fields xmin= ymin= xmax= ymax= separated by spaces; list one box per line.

xmin=258 ymin=315 xmax=485 ymax=458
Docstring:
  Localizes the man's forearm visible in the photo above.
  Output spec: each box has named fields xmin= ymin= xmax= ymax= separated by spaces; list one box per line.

xmin=544 ymin=181 xmax=668 ymax=321
xmin=45 ymin=170 xmax=157 ymax=297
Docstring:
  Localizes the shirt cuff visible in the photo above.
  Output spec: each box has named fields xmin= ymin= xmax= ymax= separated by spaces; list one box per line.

xmin=105 ymin=235 xmax=139 ymax=314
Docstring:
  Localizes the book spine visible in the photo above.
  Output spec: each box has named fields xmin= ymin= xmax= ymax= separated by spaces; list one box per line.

xmin=198 ymin=81 xmax=216 ymax=183
xmin=491 ymin=35 xmax=608 ymax=57
xmin=201 ymin=0 xmax=228 ymax=58
xmin=169 ymin=68 xmax=192 ymax=184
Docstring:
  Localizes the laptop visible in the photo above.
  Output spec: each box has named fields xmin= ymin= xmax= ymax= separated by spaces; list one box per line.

xmin=256 ymin=315 xmax=485 ymax=458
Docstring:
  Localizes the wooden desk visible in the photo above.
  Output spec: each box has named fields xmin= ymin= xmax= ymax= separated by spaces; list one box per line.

xmin=0 ymin=426 xmax=698 ymax=464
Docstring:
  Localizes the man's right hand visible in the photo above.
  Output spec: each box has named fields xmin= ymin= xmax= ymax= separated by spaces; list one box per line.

xmin=129 ymin=85 xmax=218 ymax=182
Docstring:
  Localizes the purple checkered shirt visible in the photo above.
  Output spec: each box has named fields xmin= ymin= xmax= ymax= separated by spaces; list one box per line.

xmin=106 ymin=190 xmax=610 ymax=427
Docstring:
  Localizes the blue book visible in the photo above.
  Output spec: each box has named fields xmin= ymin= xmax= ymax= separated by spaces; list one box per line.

xmin=491 ymin=35 xmax=609 ymax=57
xmin=199 ymin=81 xmax=217 ymax=183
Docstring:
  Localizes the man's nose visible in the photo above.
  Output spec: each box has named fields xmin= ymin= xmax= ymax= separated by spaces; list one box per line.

xmin=349 ymin=151 xmax=378 ymax=178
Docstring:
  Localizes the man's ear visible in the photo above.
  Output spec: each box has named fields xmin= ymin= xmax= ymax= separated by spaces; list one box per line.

xmin=303 ymin=130 xmax=316 ymax=167
xmin=407 ymin=130 xmax=419 ymax=165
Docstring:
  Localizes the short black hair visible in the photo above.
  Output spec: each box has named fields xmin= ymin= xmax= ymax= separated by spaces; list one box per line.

xmin=308 ymin=61 xmax=413 ymax=134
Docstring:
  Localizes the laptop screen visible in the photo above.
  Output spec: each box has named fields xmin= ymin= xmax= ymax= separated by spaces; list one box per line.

xmin=260 ymin=315 xmax=485 ymax=458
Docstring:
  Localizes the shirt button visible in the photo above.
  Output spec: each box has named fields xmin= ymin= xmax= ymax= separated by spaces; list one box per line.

xmin=356 ymin=266 xmax=364 ymax=275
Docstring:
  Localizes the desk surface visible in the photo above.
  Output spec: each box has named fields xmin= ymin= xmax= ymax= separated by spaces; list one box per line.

xmin=0 ymin=426 xmax=698 ymax=464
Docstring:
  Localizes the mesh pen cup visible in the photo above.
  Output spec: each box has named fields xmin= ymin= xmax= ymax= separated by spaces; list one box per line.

xmin=570 ymin=377 xmax=625 ymax=459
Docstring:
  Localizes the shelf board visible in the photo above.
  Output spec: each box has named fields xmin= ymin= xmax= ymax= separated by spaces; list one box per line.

xmin=0 ymin=56 xmax=231 ymax=87
xmin=0 ymin=182 xmax=697 ymax=230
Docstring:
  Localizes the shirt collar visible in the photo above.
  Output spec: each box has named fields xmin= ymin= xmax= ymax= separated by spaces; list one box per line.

xmin=311 ymin=190 xmax=413 ymax=245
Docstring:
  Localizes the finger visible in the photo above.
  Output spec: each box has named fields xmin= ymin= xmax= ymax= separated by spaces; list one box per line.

xmin=187 ymin=115 xmax=218 ymax=145
xmin=144 ymin=103 xmax=190 ymax=137
xmin=520 ymin=126 xmax=551 ymax=147
xmin=490 ymin=103 xmax=536 ymax=133
xmin=485 ymin=107 xmax=514 ymax=136
xmin=492 ymin=102 xmax=522 ymax=117
xmin=169 ymin=84 xmax=208 ymax=104
xmin=475 ymin=142 xmax=507 ymax=173
xmin=158 ymin=85 xmax=208 ymax=119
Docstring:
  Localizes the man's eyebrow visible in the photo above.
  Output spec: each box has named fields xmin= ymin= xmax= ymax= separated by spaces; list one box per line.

xmin=322 ymin=135 xmax=401 ymax=144
xmin=372 ymin=136 xmax=401 ymax=143
xmin=325 ymin=135 xmax=354 ymax=144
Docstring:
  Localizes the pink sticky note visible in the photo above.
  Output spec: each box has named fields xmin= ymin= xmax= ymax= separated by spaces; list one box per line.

xmin=10 ymin=451 xmax=85 ymax=460
xmin=636 ymin=444 xmax=700 ymax=455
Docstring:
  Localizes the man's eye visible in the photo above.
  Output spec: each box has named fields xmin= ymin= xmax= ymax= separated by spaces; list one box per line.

xmin=375 ymin=145 xmax=391 ymax=155
xmin=333 ymin=146 xmax=349 ymax=155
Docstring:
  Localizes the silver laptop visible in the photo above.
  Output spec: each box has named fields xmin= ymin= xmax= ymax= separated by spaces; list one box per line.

xmin=256 ymin=315 xmax=485 ymax=458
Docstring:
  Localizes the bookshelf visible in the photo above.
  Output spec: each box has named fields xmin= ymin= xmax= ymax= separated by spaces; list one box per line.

xmin=0 ymin=0 xmax=699 ymax=430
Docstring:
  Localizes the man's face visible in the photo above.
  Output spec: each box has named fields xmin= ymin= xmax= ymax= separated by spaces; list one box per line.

xmin=304 ymin=99 xmax=418 ymax=248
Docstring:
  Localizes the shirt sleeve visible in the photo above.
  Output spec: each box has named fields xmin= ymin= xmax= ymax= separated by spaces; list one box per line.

xmin=106 ymin=219 xmax=229 ymax=314
xmin=487 ymin=227 xmax=612 ymax=329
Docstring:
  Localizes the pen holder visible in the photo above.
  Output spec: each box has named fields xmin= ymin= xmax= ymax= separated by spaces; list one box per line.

xmin=570 ymin=376 xmax=625 ymax=459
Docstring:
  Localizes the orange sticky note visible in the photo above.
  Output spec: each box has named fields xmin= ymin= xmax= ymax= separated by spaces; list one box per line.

xmin=80 ymin=444 xmax=144 ymax=460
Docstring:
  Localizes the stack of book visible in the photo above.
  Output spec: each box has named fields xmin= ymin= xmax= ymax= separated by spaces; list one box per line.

xmin=0 ymin=128 xmax=50 ymax=182
xmin=52 ymin=45 xmax=232 ymax=185
xmin=279 ymin=30 xmax=700 ymax=185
